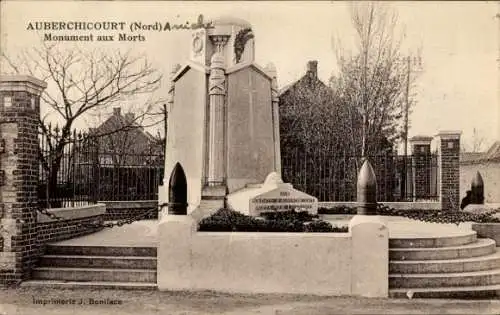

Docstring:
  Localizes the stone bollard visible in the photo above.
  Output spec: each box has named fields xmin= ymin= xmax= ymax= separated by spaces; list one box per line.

xmin=357 ymin=159 xmax=378 ymax=215
xmin=471 ymin=171 xmax=484 ymax=205
xmin=168 ymin=162 xmax=188 ymax=215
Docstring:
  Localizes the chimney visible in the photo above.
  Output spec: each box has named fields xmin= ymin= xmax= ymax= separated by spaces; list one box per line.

xmin=113 ymin=107 xmax=121 ymax=116
xmin=307 ymin=60 xmax=318 ymax=79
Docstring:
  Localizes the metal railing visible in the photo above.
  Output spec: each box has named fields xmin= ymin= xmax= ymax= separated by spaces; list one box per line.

xmin=281 ymin=149 xmax=439 ymax=202
xmin=38 ymin=126 xmax=164 ymax=208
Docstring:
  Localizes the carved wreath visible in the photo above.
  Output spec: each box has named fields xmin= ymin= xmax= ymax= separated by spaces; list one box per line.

xmin=234 ymin=28 xmax=254 ymax=63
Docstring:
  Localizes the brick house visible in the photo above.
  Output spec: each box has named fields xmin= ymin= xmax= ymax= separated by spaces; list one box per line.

xmin=278 ymin=61 xmax=336 ymax=149
xmin=90 ymin=107 xmax=163 ymax=166
xmin=78 ymin=107 xmax=164 ymax=200
xmin=460 ymin=141 xmax=500 ymax=203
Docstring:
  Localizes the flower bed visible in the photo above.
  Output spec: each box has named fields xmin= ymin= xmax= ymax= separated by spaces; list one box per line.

xmin=198 ymin=208 xmax=348 ymax=233
xmin=318 ymin=206 xmax=356 ymax=215
xmin=319 ymin=204 xmax=500 ymax=225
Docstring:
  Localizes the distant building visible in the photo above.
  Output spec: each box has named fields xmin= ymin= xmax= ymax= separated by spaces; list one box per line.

xmin=278 ymin=60 xmax=335 ymax=149
xmin=76 ymin=107 xmax=164 ymax=201
xmin=89 ymin=107 xmax=163 ymax=166
xmin=279 ymin=60 xmax=329 ymax=99
xmin=277 ymin=61 xmax=397 ymax=202
xmin=460 ymin=141 xmax=500 ymax=203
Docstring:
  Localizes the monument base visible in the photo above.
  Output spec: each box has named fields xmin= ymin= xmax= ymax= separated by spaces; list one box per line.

xmin=226 ymin=172 xmax=318 ymax=216
xmin=201 ymin=185 xmax=227 ymax=200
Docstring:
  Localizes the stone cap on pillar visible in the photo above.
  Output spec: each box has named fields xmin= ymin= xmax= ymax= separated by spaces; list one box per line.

xmin=409 ymin=135 xmax=433 ymax=146
xmin=435 ymin=130 xmax=462 ymax=140
xmin=0 ymin=75 xmax=47 ymax=95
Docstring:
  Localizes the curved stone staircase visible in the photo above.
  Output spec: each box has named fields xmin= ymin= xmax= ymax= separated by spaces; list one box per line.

xmin=389 ymin=231 xmax=500 ymax=298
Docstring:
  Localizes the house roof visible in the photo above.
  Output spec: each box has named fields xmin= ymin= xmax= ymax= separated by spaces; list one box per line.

xmin=90 ymin=107 xmax=157 ymax=144
xmin=278 ymin=60 xmax=330 ymax=97
xmin=484 ymin=141 xmax=500 ymax=160
xmin=461 ymin=141 xmax=500 ymax=164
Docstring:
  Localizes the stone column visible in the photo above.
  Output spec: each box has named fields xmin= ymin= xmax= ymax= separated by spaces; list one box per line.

xmin=436 ymin=131 xmax=461 ymax=211
xmin=266 ymin=63 xmax=281 ymax=177
xmin=0 ymin=75 xmax=47 ymax=285
xmin=410 ymin=136 xmax=433 ymax=200
xmin=206 ymin=40 xmax=228 ymax=187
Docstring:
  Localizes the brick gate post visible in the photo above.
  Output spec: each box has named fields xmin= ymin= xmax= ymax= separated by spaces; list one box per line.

xmin=0 ymin=75 xmax=47 ymax=285
xmin=410 ymin=136 xmax=433 ymax=200
xmin=436 ymin=131 xmax=461 ymax=211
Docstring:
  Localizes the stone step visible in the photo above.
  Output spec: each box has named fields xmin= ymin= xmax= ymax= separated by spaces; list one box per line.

xmin=389 ymin=238 xmax=496 ymax=261
xmin=389 ymin=268 xmax=500 ymax=288
xmin=390 ymin=250 xmax=500 ymax=274
xmin=389 ymin=284 xmax=500 ymax=298
xmin=39 ymin=255 xmax=157 ymax=269
xmin=32 ymin=267 xmax=157 ymax=283
xmin=21 ymin=280 xmax=157 ymax=290
xmin=389 ymin=232 xmax=477 ymax=248
xmin=45 ymin=245 xmax=157 ymax=257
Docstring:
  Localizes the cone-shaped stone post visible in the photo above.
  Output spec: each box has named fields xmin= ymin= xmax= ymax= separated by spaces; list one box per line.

xmin=470 ymin=171 xmax=484 ymax=204
xmin=357 ymin=160 xmax=378 ymax=215
xmin=168 ymin=163 xmax=188 ymax=215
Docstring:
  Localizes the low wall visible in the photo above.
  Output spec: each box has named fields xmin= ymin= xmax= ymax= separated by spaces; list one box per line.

xmin=460 ymin=162 xmax=500 ymax=203
xmin=158 ymin=215 xmax=388 ymax=297
xmin=472 ymin=223 xmax=500 ymax=245
xmin=101 ymin=200 xmax=158 ymax=220
xmin=37 ymin=203 xmax=106 ymax=244
xmin=319 ymin=201 xmax=441 ymax=211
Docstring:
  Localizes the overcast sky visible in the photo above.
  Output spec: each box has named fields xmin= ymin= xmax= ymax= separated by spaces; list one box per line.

xmin=1 ymin=1 xmax=498 ymax=151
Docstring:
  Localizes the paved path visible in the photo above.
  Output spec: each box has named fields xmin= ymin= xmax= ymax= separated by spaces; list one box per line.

xmin=1 ymin=287 xmax=499 ymax=315
xmin=55 ymin=220 xmax=158 ymax=247
xmin=53 ymin=216 xmax=475 ymax=247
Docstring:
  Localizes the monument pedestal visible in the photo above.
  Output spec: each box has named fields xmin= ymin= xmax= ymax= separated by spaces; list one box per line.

xmin=201 ymin=185 xmax=227 ymax=200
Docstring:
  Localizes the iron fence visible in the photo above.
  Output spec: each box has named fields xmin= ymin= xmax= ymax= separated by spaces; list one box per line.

xmin=38 ymin=126 xmax=164 ymax=208
xmin=281 ymin=148 xmax=439 ymax=202
xmin=38 ymin=128 xmax=98 ymax=209
xmin=93 ymin=150 xmax=164 ymax=201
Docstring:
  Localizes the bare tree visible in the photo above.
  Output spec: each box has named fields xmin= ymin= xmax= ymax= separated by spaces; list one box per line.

xmin=331 ymin=2 xmax=421 ymax=158
xmin=1 ymin=42 xmax=163 ymax=206
xmin=462 ymin=127 xmax=486 ymax=152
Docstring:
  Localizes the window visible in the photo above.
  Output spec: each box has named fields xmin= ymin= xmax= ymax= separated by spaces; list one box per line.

xmin=4 ymin=96 xmax=12 ymax=108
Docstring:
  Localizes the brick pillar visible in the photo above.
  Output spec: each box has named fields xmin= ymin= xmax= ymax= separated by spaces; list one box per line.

xmin=410 ymin=136 xmax=433 ymax=200
xmin=0 ymin=75 xmax=47 ymax=285
xmin=436 ymin=131 xmax=461 ymax=211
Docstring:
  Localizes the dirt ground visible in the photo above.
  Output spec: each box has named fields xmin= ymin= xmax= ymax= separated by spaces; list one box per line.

xmin=1 ymin=287 xmax=499 ymax=315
